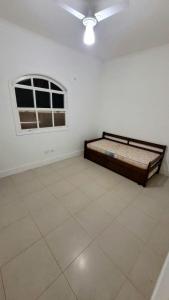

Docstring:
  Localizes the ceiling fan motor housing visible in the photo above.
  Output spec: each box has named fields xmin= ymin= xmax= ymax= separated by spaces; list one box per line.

xmin=83 ymin=17 xmax=97 ymax=28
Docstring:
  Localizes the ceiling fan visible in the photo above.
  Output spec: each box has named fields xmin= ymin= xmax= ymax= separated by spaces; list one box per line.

xmin=55 ymin=0 xmax=129 ymax=46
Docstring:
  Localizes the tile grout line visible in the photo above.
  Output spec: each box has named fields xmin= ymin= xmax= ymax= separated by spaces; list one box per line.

xmin=0 ymin=234 xmax=42 ymax=270
xmin=96 ymin=242 xmax=147 ymax=300
xmin=0 ymin=269 xmax=6 ymax=300
xmin=62 ymin=273 xmax=79 ymax=300
xmin=36 ymin=234 xmax=78 ymax=300
xmin=113 ymin=276 xmax=147 ymax=300
xmin=27 ymin=213 xmax=69 ymax=300
xmin=97 ymin=236 xmax=162 ymax=300
xmin=0 ymin=212 xmax=30 ymax=236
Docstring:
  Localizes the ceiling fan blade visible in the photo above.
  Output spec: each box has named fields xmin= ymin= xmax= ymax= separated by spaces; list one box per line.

xmin=95 ymin=0 xmax=129 ymax=22
xmin=56 ymin=1 xmax=85 ymax=20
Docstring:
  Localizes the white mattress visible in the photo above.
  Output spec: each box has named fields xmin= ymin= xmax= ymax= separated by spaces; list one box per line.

xmin=87 ymin=139 xmax=159 ymax=170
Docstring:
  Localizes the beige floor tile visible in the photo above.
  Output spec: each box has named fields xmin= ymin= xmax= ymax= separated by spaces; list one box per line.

xmin=11 ymin=170 xmax=36 ymax=184
xmin=98 ymin=221 xmax=143 ymax=275
xmin=47 ymin=179 xmax=75 ymax=198
xmin=2 ymin=240 xmax=60 ymax=300
xmin=79 ymin=181 xmax=106 ymax=200
xmin=129 ymin=247 xmax=164 ymax=299
xmin=23 ymin=188 xmax=58 ymax=214
xmin=33 ymin=165 xmax=54 ymax=176
xmin=75 ymin=201 xmax=113 ymax=238
xmin=68 ymin=156 xmax=84 ymax=164
xmin=143 ymin=185 xmax=169 ymax=202
xmin=117 ymin=206 xmax=157 ymax=242
xmin=0 ymin=176 xmax=13 ymax=188
xmin=37 ymin=170 xmax=63 ymax=186
xmin=58 ymin=164 xmax=86 ymax=178
xmin=73 ymin=160 xmax=91 ymax=169
xmin=65 ymin=242 xmax=125 ymax=300
xmin=0 ymin=274 xmax=5 ymax=300
xmin=147 ymin=174 xmax=169 ymax=188
xmin=158 ymin=209 xmax=169 ymax=224
xmin=67 ymin=172 xmax=93 ymax=187
xmin=0 ymin=200 xmax=28 ymax=232
xmin=46 ymin=218 xmax=91 ymax=270
xmin=0 ymin=177 xmax=16 ymax=190
xmin=133 ymin=193 xmax=169 ymax=221
xmin=113 ymin=182 xmax=142 ymax=203
xmin=95 ymin=190 xmax=133 ymax=218
xmin=0 ymin=193 xmax=21 ymax=208
xmin=94 ymin=172 xmax=120 ymax=190
xmin=81 ymin=167 xmax=103 ymax=180
xmin=0 ymin=183 xmax=19 ymax=199
xmin=38 ymin=274 xmax=76 ymax=300
xmin=148 ymin=222 xmax=169 ymax=259
xmin=15 ymin=179 xmax=44 ymax=196
xmin=115 ymin=280 xmax=145 ymax=300
xmin=0 ymin=216 xmax=41 ymax=267
xmin=59 ymin=189 xmax=91 ymax=215
xmin=32 ymin=201 xmax=70 ymax=236
xmin=163 ymin=177 xmax=169 ymax=190
xmin=51 ymin=158 xmax=75 ymax=171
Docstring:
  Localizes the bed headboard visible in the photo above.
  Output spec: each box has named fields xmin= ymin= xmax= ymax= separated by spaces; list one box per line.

xmin=102 ymin=132 xmax=166 ymax=155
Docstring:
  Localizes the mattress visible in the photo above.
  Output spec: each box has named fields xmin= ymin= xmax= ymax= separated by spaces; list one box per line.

xmin=87 ymin=139 xmax=160 ymax=169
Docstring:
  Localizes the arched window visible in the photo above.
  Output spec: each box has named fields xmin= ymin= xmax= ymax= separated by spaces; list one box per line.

xmin=12 ymin=75 xmax=67 ymax=134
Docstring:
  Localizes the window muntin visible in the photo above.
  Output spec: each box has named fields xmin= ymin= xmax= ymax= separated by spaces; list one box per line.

xmin=13 ymin=75 xmax=67 ymax=134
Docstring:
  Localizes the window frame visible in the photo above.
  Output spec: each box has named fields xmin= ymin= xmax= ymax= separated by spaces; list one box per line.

xmin=10 ymin=74 xmax=68 ymax=135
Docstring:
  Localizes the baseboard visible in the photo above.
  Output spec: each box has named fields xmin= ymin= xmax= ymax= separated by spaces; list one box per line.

xmin=0 ymin=149 xmax=83 ymax=178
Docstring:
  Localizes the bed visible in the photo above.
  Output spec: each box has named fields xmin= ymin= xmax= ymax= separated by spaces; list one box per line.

xmin=84 ymin=132 xmax=166 ymax=186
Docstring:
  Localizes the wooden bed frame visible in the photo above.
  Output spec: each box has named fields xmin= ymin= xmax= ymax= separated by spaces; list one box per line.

xmin=84 ymin=132 xmax=166 ymax=187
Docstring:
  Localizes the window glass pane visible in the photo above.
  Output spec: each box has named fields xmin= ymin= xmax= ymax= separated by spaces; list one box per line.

xmin=38 ymin=112 xmax=53 ymax=128
xmin=19 ymin=111 xmax=37 ymax=129
xmin=54 ymin=112 xmax=65 ymax=126
xmin=18 ymin=79 xmax=31 ymax=86
xmin=52 ymin=93 xmax=64 ymax=108
xmin=19 ymin=111 xmax=36 ymax=122
xmin=33 ymin=78 xmax=49 ymax=89
xmin=15 ymin=88 xmax=34 ymax=108
xmin=51 ymin=82 xmax=62 ymax=91
xmin=21 ymin=123 xmax=37 ymax=129
xmin=36 ymin=91 xmax=50 ymax=108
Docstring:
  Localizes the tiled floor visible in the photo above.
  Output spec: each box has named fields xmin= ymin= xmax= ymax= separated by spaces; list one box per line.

xmin=0 ymin=156 xmax=169 ymax=300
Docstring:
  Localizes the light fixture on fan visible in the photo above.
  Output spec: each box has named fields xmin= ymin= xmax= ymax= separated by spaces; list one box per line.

xmin=56 ymin=0 xmax=129 ymax=46
xmin=83 ymin=17 xmax=97 ymax=46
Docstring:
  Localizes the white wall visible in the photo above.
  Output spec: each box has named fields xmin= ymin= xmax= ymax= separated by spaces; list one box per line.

xmin=98 ymin=45 xmax=169 ymax=175
xmin=0 ymin=19 xmax=101 ymax=177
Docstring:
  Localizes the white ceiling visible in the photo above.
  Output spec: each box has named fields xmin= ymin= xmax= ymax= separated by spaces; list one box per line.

xmin=0 ymin=0 xmax=169 ymax=61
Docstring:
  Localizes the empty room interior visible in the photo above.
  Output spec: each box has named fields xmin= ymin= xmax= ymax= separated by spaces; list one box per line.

xmin=0 ymin=0 xmax=169 ymax=299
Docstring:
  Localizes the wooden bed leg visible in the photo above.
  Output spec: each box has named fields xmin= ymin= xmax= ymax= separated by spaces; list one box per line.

xmin=157 ymin=160 xmax=163 ymax=174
